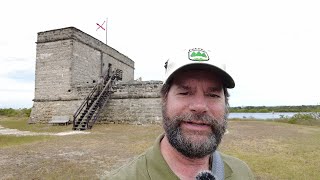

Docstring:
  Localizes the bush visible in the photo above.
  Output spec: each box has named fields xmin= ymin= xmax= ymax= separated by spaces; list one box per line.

xmin=0 ymin=108 xmax=31 ymax=117
xmin=21 ymin=108 xmax=31 ymax=117
xmin=276 ymin=112 xmax=320 ymax=126
xmin=291 ymin=113 xmax=314 ymax=120
xmin=0 ymin=108 xmax=17 ymax=116
xmin=287 ymin=113 xmax=320 ymax=126
xmin=288 ymin=118 xmax=297 ymax=124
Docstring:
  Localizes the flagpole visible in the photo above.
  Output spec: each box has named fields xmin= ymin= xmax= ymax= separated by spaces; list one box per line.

xmin=106 ymin=18 xmax=108 ymax=45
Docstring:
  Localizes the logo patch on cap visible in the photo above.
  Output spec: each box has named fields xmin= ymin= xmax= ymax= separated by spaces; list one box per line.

xmin=188 ymin=48 xmax=209 ymax=61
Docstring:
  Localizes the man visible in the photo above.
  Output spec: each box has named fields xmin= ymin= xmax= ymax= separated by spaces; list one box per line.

xmin=108 ymin=48 xmax=254 ymax=180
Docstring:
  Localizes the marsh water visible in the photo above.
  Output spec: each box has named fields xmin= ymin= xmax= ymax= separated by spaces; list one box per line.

xmin=228 ymin=112 xmax=299 ymax=120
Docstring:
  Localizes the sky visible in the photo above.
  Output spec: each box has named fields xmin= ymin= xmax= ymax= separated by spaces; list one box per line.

xmin=1 ymin=0 xmax=320 ymax=108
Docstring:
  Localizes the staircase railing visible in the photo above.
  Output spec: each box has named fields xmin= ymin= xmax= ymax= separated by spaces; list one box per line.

xmin=72 ymin=84 xmax=99 ymax=129
xmin=87 ymin=77 xmax=113 ymax=129
xmin=72 ymin=68 xmax=122 ymax=130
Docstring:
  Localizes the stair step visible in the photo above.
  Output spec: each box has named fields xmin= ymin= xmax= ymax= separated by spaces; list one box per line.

xmin=72 ymin=78 xmax=116 ymax=131
xmin=73 ymin=127 xmax=86 ymax=130
xmin=78 ymin=123 xmax=86 ymax=126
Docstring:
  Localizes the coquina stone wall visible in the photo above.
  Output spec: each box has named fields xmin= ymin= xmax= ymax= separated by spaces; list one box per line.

xmin=100 ymin=81 xmax=163 ymax=124
xmin=29 ymin=27 xmax=136 ymax=123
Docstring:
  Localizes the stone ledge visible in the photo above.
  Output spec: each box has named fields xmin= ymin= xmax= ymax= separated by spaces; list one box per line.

xmin=33 ymin=98 xmax=82 ymax=102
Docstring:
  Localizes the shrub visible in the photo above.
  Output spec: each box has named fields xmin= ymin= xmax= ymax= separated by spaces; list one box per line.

xmin=287 ymin=118 xmax=297 ymax=124
xmin=276 ymin=112 xmax=320 ymax=126
xmin=291 ymin=113 xmax=314 ymax=121
xmin=288 ymin=113 xmax=320 ymax=126
xmin=0 ymin=108 xmax=17 ymax=116
xmin=0 ymin=108 xmax=31 ymax=117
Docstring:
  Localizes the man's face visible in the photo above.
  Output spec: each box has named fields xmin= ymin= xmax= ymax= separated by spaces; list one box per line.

xmin=162 ymin=69 xmax=228 ymax=158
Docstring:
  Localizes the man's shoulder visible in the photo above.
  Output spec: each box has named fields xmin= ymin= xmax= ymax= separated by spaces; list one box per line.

xmin=220 ymin=153 xmax=255 ymax=180
xmin=107 ymin=149 xmax=151 ymax=180
xmin=221 ymin=153 xmax=249 ymax=168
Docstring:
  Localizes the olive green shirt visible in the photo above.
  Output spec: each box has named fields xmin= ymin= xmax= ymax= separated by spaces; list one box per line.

xmin=108 ymin=135 xmax=254 ymax=180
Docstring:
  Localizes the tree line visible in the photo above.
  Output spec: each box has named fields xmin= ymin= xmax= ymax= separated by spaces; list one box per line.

xmin=0 ymin=108 xmax=31 ymax=117
xmin=229 ymin=105 xmax=320 ymax=113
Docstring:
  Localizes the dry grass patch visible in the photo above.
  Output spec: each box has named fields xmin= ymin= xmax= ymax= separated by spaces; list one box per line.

xmin=0 ymin=135 xmax=52 ymax=148
xmin=220 ymin=120 xmax=320 ymax=180
xmin=0 ymin=116 xmax=71 ymax=133
xmin=0 ymin=118 xmax=319 ymax=179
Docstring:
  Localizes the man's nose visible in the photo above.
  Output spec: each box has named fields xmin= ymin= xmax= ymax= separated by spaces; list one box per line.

xmin=189 ymin=94 xmax=209 ymax=114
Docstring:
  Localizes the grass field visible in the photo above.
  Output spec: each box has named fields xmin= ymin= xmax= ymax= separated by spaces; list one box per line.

xmin=0 ymin=116 xmax=319 ymax=179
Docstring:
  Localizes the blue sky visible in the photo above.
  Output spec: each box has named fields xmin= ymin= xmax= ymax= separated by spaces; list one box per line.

xmin=1 ymin=0 xmax=320 ymax=108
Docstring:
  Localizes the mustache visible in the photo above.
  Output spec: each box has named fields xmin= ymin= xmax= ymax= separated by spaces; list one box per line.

xmin=172 ymin=113 xmax=224 ymax=127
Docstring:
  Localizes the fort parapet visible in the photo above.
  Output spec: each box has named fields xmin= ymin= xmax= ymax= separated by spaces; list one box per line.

xmin=101 ymin=80 xmax=163 ymax=124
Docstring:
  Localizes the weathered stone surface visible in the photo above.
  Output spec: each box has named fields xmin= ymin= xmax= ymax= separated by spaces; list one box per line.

xmin=99 ymin=81 xmax=163 ymax=124
xmin=29 ymin=81 xmax=163 ymax=124
xmin=29 ymin=100 xmax=82 ymax=123
xmin=30 ymin=27 xmax=164 ymax=124
xmin=30 ymin=27 xmax=136 ymax=123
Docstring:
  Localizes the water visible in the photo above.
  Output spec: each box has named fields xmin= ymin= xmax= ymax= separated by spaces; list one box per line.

xmin=228 ymin=112 xmax=298 ymax=120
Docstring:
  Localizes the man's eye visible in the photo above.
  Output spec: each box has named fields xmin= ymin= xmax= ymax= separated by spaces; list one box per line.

xmin=208 ymin=93 xmax=220 ymax=98
xmin=178 ymin=92 xmax=189 ymax=95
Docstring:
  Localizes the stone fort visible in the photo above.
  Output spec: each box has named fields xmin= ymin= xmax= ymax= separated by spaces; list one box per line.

xmin=29 ymin=27 xmax=162 ymax=126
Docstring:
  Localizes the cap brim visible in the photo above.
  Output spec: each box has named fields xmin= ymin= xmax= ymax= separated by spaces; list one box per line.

xmin=164 ymin=63 xmax=235 ymax=89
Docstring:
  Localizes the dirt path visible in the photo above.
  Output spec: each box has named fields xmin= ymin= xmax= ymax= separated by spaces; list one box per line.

xmin=0 ymin=125 xmax=90 ymax=136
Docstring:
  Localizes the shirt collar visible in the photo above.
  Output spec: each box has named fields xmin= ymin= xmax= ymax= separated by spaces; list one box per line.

xmin=146 ymin=134 xmax=233 ymax=179
xmin=146 ymin=134 xmax=179 ymax=179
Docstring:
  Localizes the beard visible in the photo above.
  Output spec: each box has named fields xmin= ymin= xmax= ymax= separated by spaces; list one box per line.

xmin=162 ymin=105 xmax=228 ymax=159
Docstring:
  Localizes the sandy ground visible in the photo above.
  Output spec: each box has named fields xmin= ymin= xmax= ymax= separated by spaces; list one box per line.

xmin=0 ymin=125 xmax=90 ymax=136
xmin=0 ymin=121 xmax=319 ymax=179
xmin=0 ymin=123 xmax=162 ymax=179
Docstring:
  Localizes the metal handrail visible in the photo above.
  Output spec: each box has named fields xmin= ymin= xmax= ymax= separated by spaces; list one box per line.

xmin=72 ymin=67 xmax=110 ymax=128
xmin=72 ymin=84 xmax=98 ymax=128
xmin=89 ymin=93 xmax=110 ymax=128
xmin=86 ymin=77 xmax=113 ymax=128
xmin=85 ymin=69 xmax=122 ymax=129
xmin=72 ymin=68 xmax=122 ymax=130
